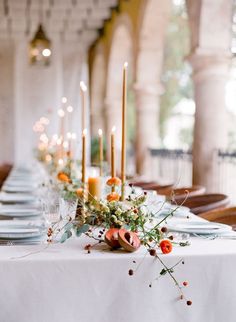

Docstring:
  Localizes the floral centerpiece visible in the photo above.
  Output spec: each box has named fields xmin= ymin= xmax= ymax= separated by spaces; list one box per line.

xmin=45 ymin=170 xmax=192 ymax=306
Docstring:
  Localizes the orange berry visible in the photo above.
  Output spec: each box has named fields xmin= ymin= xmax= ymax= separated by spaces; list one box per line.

xmin=107 ymin=192 xmax=120 ymax=202
xmin=57 ymin=172 xmax=70 ymax=183
xmin=76 ymin=188 xmax=86 ymax=199
xmin=106 ymin=177 xmax=121 ymax=187
xmin=159 ymin=239 xmax=173 ymax=254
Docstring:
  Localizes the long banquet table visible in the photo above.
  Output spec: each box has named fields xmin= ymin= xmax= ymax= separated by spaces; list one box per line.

xmin=0 ymin=169 xmax=236 ymax=322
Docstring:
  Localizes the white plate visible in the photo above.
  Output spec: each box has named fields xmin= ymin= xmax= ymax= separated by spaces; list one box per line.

xmin=153 ymin=203 xmax=190 ymax=218
xmin=0 ymin=209 xmax=41 ymax=217
xmin=0 ymin=227 xmax=39 ymax=234
xmin=0 ymin=193 xmax=36 ymax=203
xmin=0 ymin=231 xmax=43 ymax=239
xmin=0 ymin=220 xmax=45 ymax=228
xmin=2 ymin=186 xmax=36 ymax=193
xmin=166 ymin=221 xmax=232 ymax=235
xmin=0 ymin=220 xmax=45 ymax=239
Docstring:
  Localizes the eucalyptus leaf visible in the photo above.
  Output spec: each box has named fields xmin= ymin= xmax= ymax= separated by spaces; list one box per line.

xmin=64 ymin=222 xmax=73 ymax=232
xmin=60 ymin=230 xmax=72 ymax=243
xmin=76 ymin=224 xmax=90 ymax=237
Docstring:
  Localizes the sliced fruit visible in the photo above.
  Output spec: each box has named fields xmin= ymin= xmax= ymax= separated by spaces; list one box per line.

xmin=118 ymin=229 xmax=141 ymax=252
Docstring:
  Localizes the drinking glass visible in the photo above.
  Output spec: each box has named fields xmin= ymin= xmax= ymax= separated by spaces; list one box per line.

xmin=59 ymin=197 xmax=78 ymax=221
xmin=40 ymin=189 xmax=61 ymax=227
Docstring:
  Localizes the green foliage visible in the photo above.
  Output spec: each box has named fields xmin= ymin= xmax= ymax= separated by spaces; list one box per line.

xmin=160 ymin=3 xmax=193 ymax=142
xmin=75 ymin=224 xmax=90 ymax=237
xmin=91 ymin=137 xmax=107 ymax=165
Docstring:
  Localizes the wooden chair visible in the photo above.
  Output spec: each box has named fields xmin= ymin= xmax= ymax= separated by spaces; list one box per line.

xmin=0 ymin=163 xmax=12 ymax=188
xmin=174 ymin=193 xmax=230 ymax=215
xmin=143 ymin=184 xmax=174 ymax=193
xmin=200 ymin=207 xmax=236 ymax=228
xmin=158 ymin=185 xmax=206 ymax=201
xmin=130 ymin=180 xmax=159 ymax=189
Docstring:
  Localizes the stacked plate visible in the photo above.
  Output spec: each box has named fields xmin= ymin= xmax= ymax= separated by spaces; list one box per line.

xmin=0 ymin=220 xmax=46 ymax=244
xmin=0 ymin=166 xmax=46 ymax=244
xmin=0 ymin=192 xmax=37 ymax=204
xmin=0 ymin=204 xmax=42 ymax=219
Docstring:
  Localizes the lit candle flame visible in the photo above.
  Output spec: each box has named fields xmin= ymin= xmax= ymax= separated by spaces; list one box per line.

xmin=83 ymin=128 xmax=87 ymax=136
xmin=67 ymin=105 xmax=73 ymax=113
xmin=98 ymin=129 xmax=103 ymax=136
xmin=58 ymin=158 xmax=64 ymax=166
xmin=124 ymin=62 xmax=128 ymax=69
xmin=61 ymin=97 xmax=67 ymax=103
xmin=111 ymin=126 xmax=116 ymax=133
xmin=80 ymin=81 xmax=87 ymax=92
xmin=71 ymin=133 xmax=77 ymax=139
xmin=58 ymin=109 xmax=65 ymax=117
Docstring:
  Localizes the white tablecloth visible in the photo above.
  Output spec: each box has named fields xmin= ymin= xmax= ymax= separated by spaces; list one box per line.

xmin=1 ymin=166 xmax=236 ymax=322
xmin=0 ymin=235 xmax=236 ymax=322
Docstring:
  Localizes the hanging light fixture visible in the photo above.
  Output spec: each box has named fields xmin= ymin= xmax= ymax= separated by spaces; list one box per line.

xmin=29 ymin=24 xmax=52 ymax=66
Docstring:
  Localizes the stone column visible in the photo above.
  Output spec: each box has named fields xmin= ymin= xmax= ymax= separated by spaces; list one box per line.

xmin=190 ymin=52 xmax=231 ymax=191
xmin=134 ymin=83 xmax=162 ymax=176
xmin=186 ymin=0 xmax=232 ymax=191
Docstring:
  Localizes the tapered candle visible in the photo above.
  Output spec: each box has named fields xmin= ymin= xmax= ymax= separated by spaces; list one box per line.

xmin=98 ymin=129 xmax=103 ymax=176
xmin=66 ymin=105 xmax=73 ymax=146
xmin=121 ymin=62 xmax=128 ymax=200
xmin=58 ymin=108 xmax=65 ymax=159
xmin=71 ymin=133 xmax=77 ymax=159
xmin=80 ymin=81 xmax=87 ymax=134
xmin=67 ymin=132 xmax=72 ymax=157
xmin=111 ymin=126 xmax=116 ymax=192
xmin=82 ymin=129 xmax=87 ymax=185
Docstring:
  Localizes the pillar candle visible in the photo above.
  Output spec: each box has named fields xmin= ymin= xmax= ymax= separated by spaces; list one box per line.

xmin=88 ymin=177 xmax=102 ymax=201
xmin=121 ymin=62 xmax=128 ymax=200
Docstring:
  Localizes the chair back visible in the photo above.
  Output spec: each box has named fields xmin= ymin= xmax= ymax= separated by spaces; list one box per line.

xmin=200 ymin=207 xmax=236 ymax=226
xmin=159 ymin=185 xmax=206 ymax=201
xmin=175 ymin=193 xmax=230 ymax=215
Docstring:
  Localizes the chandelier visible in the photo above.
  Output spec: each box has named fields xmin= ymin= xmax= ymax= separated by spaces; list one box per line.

xmin=29 ymin=24 xmax=52 ymax=66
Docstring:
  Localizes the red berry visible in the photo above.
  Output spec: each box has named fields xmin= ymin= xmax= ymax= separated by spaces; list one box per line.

xmin=149 ymin=249 xmax=156 ymax=256
xmin=183 ymin=281 xmax=188 ymax=287
xmin=186 ymin=300 xmax=192 ymax=306
xmin=161 ymin=227 xmax=168 ymax=233
xmin=128 ymin=269 xmax=134 ymax=276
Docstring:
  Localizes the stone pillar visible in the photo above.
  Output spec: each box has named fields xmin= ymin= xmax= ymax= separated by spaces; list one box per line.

xmin=190 ymin=52 xmax=230 ymax=191
xmin=0 ymin=40 xmax=14 ymax=164
xmin=186 ymin=0 xmax=232 ymax=191
xmin=134 ymin=83 xmax=162 ymax=176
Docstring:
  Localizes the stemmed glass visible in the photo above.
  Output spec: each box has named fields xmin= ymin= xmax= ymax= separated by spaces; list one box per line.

xmin=39 ymin=184 xmax=60 ymax=227
xmin=59 ymin=197 xmax=78 ymax=221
